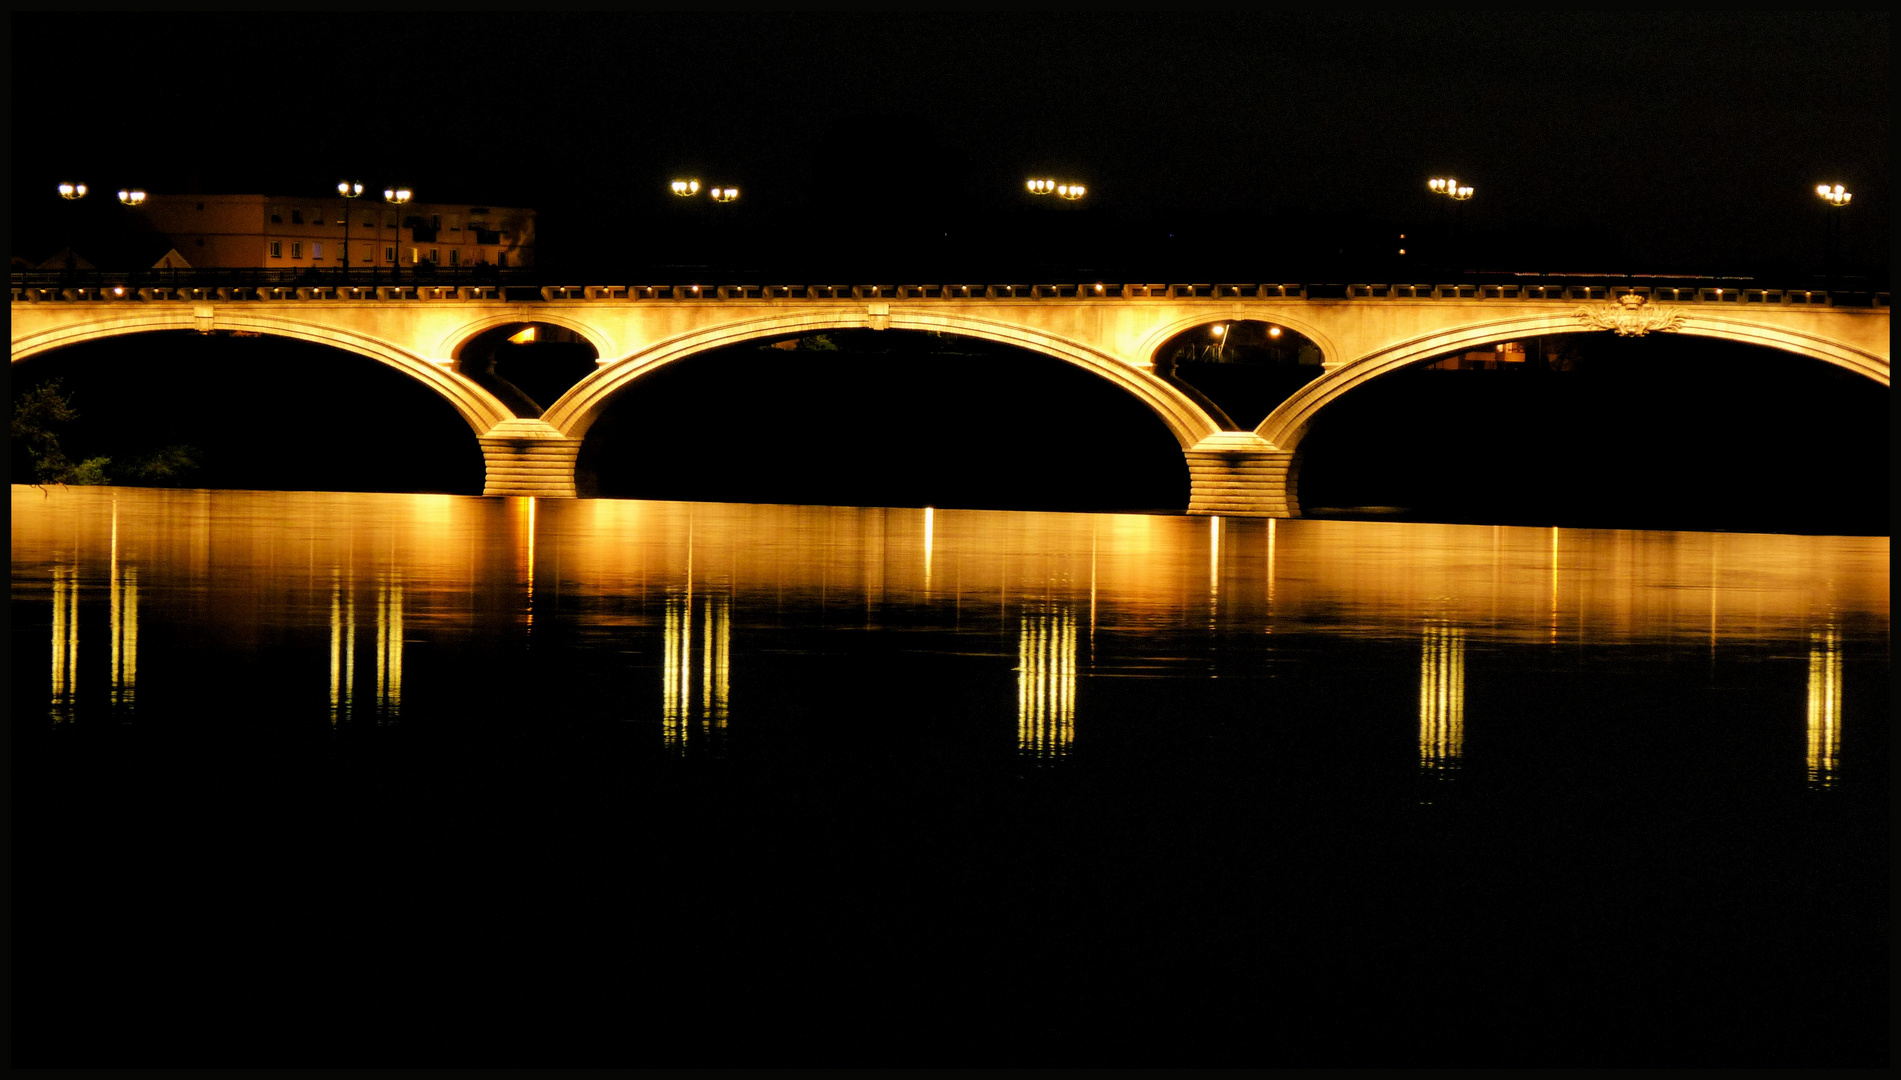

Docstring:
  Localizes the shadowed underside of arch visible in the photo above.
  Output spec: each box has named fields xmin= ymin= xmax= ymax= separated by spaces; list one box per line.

xmin=440 ymin=312 xmax=615 ymax=362
xmin=1133 ymin=309 xmax=1343 ymax=369
xmin=1256 ymin=312 xmax=1892 ymax=452
xmin=10 ymin=311 xmax=516 ymax=435
xmin=540 ymin=311 xmax=1226 ymax=449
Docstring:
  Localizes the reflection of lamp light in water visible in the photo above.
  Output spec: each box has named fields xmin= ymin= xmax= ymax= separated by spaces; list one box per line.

xmin=522 ymin=496 xmax=537 ymax=626
xmin=1419 ymin=621 xmax=1465 ymax=780
xmin=110 ymin=502 xmax=138 ymax=712
xmin=1209 ymin=515 xmax=1221 ymax=598
xmin=377 ymin=573 xmax=404 ymax=719
xmin=664 ymin=589 xmax=730 ymax=752
xmin=1265 ymin=517 xmax=1278 ymax=611
xmin=330 ymin=571 xmax=355 ymax=723
xmin=923 ymin=506 xmax=934 ymax=595
xmin=1018 ymin=606 xmax=1077 ymax=761
xmin=51 ymin=564 xmax=79 ymax=721
xmin=1806 ymin=625 xmax=1841 ymax=788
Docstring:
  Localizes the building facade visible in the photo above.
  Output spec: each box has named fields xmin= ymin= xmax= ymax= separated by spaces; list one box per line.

xmin=132 ymin=194 xmax=536 ymax=271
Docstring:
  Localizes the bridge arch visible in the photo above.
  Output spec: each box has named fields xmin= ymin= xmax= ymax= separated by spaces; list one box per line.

xmin=10 ymin=309 xmax=516 ymax=436
xmin=1136 ymin=310 xmax=1342 ymax=370
xmin=1257 ymin=310 xmax=1892 ymax=453
xmin=540 ymin=310 xmax=1226 ymax=449
xmin=440 ymin=312 xmax=616 ymax=363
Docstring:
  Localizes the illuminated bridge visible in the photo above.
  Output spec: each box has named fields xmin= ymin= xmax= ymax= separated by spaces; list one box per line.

xmin=10 ymin=273 xmax=1890 ymax=515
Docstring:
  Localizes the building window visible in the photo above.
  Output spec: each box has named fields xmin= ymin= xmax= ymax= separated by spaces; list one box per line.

xmin=312 ymin=208 xmax=323 ymax=226
xmin=291 ymin=242 xmax=302 ymax=259
xmin=313 ymin=242 xmax=323 ymax=260
xmin=449 ymin=216 xmax=461 ymax=232
xmin=269 ymin=241 xmax=282 ymax=258
xmin=195 ymin=202 xmax=205 ymax=211
xmin=428 ymin=248 xmax=439 ymax=264
xmin=431 ymin=215 xmax=441 ymax=230
xmin=410 ymin=247 xmax=419 ymax=264
xmin=450 ymin=249 xmax=460 ymax=266
xmin=385 ymin=246 xmax=396 ymax=263
xmin=268 ymin=205 xmax=283 ymax=224
xmin=291 ymin=209 xmax=304 ymax=224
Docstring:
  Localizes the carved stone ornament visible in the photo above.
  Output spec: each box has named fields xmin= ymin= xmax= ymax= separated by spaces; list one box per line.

xmin=1575 ymin=293 xmax=1685 ymax=337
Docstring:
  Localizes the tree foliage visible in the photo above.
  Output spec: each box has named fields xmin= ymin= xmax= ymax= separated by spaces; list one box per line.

xmin=11 ymin=380 xmax=202 ymax=486
xmin=11 ymin=380 xmax=97 ymax=484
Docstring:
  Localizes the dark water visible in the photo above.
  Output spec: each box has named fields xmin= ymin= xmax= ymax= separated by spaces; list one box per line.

xmin=12 ymin=487 xmax=1889 ymax=1066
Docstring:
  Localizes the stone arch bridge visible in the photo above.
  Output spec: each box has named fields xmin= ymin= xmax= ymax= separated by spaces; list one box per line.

xmin=11 ymin=276 xmax=1890 ymax=516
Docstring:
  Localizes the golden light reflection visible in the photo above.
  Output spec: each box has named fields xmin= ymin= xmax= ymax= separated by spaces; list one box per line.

xmin=1018 ymin=606 xmax=1077 ymax=761
xmin=330 ymin=570 xmax=404 ymax=724
xmin=378 ymin=573 xmax=404 ymax=719
xmin=111 ymin=568 xmax=138 ymax=711
xmin=1265 ymin=517 xmax=1278 ymax=612
xmin=522 ymin=496 xmax=537 ymax=625
xmin=664 ymin=589 xmax=730 ymax=752
xmin=1419 ymin=621 xmax=1465 ymax=779
xmin=923 ymin=506 xmax=934 ymax=595
xmin=51 ymin=564 xmax=79 ymax=721
xmin=1805 ymin=625 xmax=1841 ymax=788
xmin=1549 ymin=527 xmax=1561 ymax=644
xmin=109 ymin=499 xmax=138 ymax=712
xmin=330 ymin=571 xmax=346 ymax=719
xmin=1209 ymin=515 xmax=1221 ymax=598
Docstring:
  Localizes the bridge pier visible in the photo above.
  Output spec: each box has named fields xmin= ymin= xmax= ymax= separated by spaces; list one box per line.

xmin=1185 ymin=432 xmax=1297 ymax=517
xmin=479 ymin=419 xmax=582 ymax=498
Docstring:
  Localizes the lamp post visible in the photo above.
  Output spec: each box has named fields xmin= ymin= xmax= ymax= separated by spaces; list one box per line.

xmin=337 ymin=180 xmax=364 ymax=281
xmin=1427 ymin=177 xmax=1474 ymax=264
xmin=1815 ymin=183 xmax=1851 ymax=287
xmin=381 ymin=186 xmax=412 ymax=284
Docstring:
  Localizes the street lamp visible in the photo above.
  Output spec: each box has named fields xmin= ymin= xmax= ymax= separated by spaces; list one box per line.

xmin=709 ymin=186 xmax=739 ymax=203
xmin=671 ymin=179 xmax=701 ymax=196
xmin=1028 ymin=178 xmax=1056 ymax=195
xmin=58 ymin=182 xmax=88 ymax=200
xmin=1056 ymin=183 xmax=1086 ymax=201
xmin=117 ymin=189 xmax=147 ymax=206
xmin=337 ymin=180 xmax=364 ymax=279
xmin=382 ymin=186 xmax=412 ymax=282
xmin=1816 ymin=183 xmax=1852 ymax=284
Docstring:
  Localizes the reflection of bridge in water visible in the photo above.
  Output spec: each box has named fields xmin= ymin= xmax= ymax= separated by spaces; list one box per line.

xmin=12 ymin=276 xmax=1888 ymax=514
xmin=19 ymin=489 xmax=1884 ymax=777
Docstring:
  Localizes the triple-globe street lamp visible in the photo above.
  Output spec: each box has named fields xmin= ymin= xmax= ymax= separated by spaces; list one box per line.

xmin=1815 ymin=182 xmax=1852 ymax=283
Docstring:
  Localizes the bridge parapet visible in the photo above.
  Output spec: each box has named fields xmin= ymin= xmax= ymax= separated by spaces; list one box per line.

xmin=14 ymin=274 xmax=1889 ymax=310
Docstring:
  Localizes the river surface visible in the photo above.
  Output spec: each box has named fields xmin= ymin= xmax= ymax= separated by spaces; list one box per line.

xmin=11 ymin=487 xmax=1889 ymax=1065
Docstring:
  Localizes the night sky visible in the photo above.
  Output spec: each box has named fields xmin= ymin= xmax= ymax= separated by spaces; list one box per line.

xmin=12 ymin=14 xmax=1890 ymax=277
